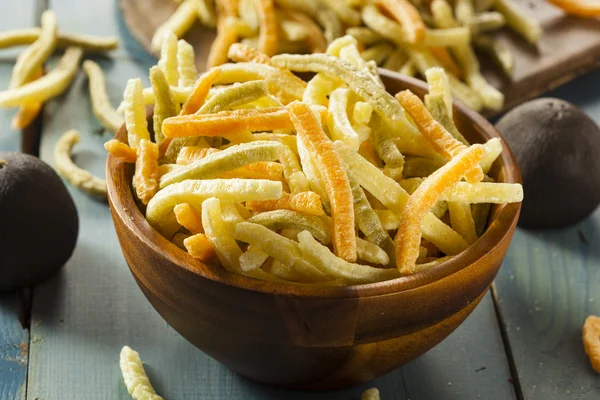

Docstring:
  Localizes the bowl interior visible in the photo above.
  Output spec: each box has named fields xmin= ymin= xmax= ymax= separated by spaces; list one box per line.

xmin=106 ymin=69 xmax=522 ymax=299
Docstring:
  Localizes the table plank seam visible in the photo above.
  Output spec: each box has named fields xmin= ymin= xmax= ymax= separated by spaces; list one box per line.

xmin=491 ymin=284 xmax=524 ymax=400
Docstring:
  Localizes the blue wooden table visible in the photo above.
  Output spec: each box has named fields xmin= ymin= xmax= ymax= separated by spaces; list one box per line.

xmin=0 ymin=1 xmax=599 ymax=398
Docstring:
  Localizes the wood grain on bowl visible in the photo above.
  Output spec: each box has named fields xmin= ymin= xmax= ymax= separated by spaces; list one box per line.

xmin=119 ymin=0 xmax=600 ymax=117
xmin=106 ymin=71 xmax=521 ymax=389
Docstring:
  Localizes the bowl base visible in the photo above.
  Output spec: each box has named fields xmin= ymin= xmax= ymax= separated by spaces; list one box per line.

xmin=133 ymin=274 xmax=486 ymax=390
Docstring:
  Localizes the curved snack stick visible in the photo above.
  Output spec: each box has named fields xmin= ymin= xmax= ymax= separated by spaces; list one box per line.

xmin=583 ymin=315 xmax=600 ymax=373
xmin=273 ymin=0 xmax=342 ymax=44
xmin=361 ymin=388 xmax=380 ymax=400
xmin=297 ymin=231 xmax=399 ymax=284
xmin=227 ymin=42 xmax=272 ymax=64
xmin=430 ymin=0 xmax=504 ymax=111
xmin=83 ymin=60 xmax=124 ymax=133
xmin=429 ymin=48 xmax=462 ymax=81
xmin=238 ymin=0 xmax=259 ymax=30
xmin=297 ymin=134 xmax=330 ymax=210
xmin=548 ymin=0 xmax=600 ymax=17
xmin=395 ymin=144 xmax=484 ymax=274
xmin=360 ymin=42 xmax=395 ymax=65
xmin=479 ymin=137 xmax=502 ymax=173
xmin=271 ymin=54 xmax=414 ymax=130
xmin=218 ymin=162 xmax=284 ymax=181
xmin=246 ymin=191 xmax=324 ymax=216
xmin=181 ymin=68 xmax=223 ymax=115
xmin=105 ymin=139 xmax=138 ymax=163
xmin=322 ymin=0 xmax=361 ymax=26
xmin=149 ymin=66 xmax=177 ymax=146
xmin=227 ymin=43 xmax=308 ymax=88
xmin=164 ymin=107 xmax=292 ymax=137
xmin=370 ymin=113 xmax=404 ymax=169
xmin=469 ymin=12 xmax=506 ymax=33
xmin=303 ymin=73 xmax=339 ymax=106
xmin=11 ymin=65 xmax=43 ymax=130
xmin=163 ymin=106 xmax=327 ymax=138
xmin=177 ymin=39 xmax=198 ymax=87
xmin=363 ymin=5 xmax=468 ymax=48
xmin=216 ymin=0 xmax=239 ymax=16
xmin=348 ymin=170 xmax=396 ymax=264
xmin=217 ymin=62 xmax=305 ymax=104
xmin=440 ymin=182 xmax=523 ymax=203
xmin=157 ymin=30 xmax=179 ymax=86
xmin=376 ymin=0 xmax=425 ymax=43
xmin=119 ymin=346 xmax=163 ymax=400
xmin=356 ymin=237 xmax=390 ymax=265
xmin=173 ymin=203 xmax=204 ymax=234
xmin=406 ymin=45 xmax=482 ymax=112
xmin=0 ymin=47 xmax=82 ymax=108
xmin=375 ymin=209 xmax=401 ymax=230
xmin=10 ymin=10 xmax=57 ymax=89
xmin=424 ymin=93 xmax=469 ymax=145
xmin=201 ymin=197 xmax=243 ymax=272
xmin=278 ymin=145 xmax=310 ymax=193
xmin=254 ymin=0 xmax=278 ymax=56
xmin=473 ymin=35 xmax=514 ymax=78
xmin=493 ymin=0 xmax=541 ymax=44
xmin=447 ymin=201 xmax=478 ymax=244
xmin=287 ymin=101 xmax=356 ymax=262
xmin=175 ymin=146 xmax=283 ymax=181
xmin=328 ymin=87 xmax=361 ymax=151
xmin=345 ymin=27 xmax=385 ymax=46
xmin=334 ymin=140 xmax=468 ymax=255
xmin=248 ymin=209 xmax=331 ymax=244
xmin=281 ymin=11 xmax=327 ymax=53
xmin=239 ymin=245 xmax=269 ymax=272
xmin=422 ymin=27 xmax=471 ymax=47
xmin=192 ymin=0 xmax=218 ymax=27
xmin=198 ymin=80 xmax=268 ymax=114
xmin=159 ymin=141 xmax=283 ymax=188
xmin=176 ymin=146 xmax=220 ymax=165
xmin=123 ymin=77 xmax=150 ymax=148
xmin=234 ymin=222 xmax=328 ymax=281
xmin=207 ymin=17 xmax=239 ymax=68
xmin=132 ymin=139 xmax=160 ymax=205
xmin=146 ymin=179 xmax=282 ymax=236
xmin=151 ymin=0 xmax=198 ymax=52
xmin=396 ymin=90 xmax=484 ymax=183
xmin=455 ymin=0 xmax=475 ymax=24
xmin=0 ymin=28 xmax=118 ymax=52
xmin=184 ymin=233 xmax=216 ymax=262
xmin=54 ymin=130 xmax=107 ymax=198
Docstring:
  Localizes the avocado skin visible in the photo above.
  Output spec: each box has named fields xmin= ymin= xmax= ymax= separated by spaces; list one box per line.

xmin=496 ymin=98 xmax=600 ymax=228
xmin=0 ymin=152 xmax=79 ymax=291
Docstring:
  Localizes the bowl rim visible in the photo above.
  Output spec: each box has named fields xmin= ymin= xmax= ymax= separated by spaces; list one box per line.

xmin=107 ymin=69 xmax=522 ymax=299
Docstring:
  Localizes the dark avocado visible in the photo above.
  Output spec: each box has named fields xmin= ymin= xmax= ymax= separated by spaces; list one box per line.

xmin=495 ymin=98 xmax=600 ymax=228
xmin=0 ymin=152 xmax=78 ymax=291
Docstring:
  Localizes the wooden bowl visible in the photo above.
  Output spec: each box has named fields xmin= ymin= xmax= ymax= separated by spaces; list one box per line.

xmin=106 ymin=70 xmax=522 ymax=390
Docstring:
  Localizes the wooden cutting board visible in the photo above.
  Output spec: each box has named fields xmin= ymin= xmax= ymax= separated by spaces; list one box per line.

xmin=119 ymin=0 xmax=600 ymax=116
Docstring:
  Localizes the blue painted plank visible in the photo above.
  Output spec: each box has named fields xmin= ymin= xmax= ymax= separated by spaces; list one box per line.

xmin=0 ymin=0 xmax=39 ymax=61
xmin=0 ymin=63 xmax=30 ymax=400
xmin=402 ymin=292 xmax=515 ymax=400
xmin=0 ymin=296 xmax=28 ymax=400
xmin=0 ymin=3 xmax=38 ymax=397
xmin=494 ymin=70 xmax=600 ymax=399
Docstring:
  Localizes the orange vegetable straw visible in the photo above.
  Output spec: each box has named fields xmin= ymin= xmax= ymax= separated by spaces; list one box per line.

xmin=377 ymin=0 xmax=425 ymax=43
xmin=395 ymin=144 xmax=484 ymax=274
xmin=396 ymin=90 xmax=484 ymax=183
xmin=287 ymin=101 xmax=357 ymax=262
